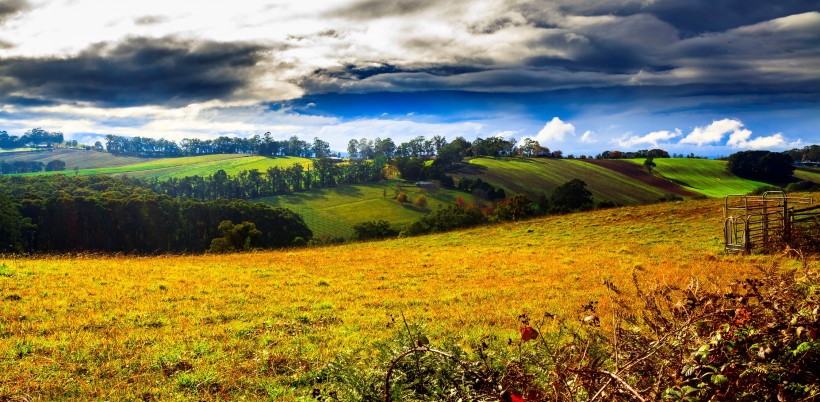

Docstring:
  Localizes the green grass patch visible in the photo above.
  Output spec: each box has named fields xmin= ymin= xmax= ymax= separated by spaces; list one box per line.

xmin=255 ymin=180 xmax=474 ymax=239
xmin=794 ymin=167 xmax=820 ymax=183
xmin=625 ymin=158 xmax=770 ymax=197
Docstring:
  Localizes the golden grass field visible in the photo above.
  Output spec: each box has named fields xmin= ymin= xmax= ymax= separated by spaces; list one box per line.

xmin=0 ymin=198 xmax=814 ymax=400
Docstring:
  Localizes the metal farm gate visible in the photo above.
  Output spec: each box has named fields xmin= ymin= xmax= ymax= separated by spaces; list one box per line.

xmin=724 ymin=191 xmax=819 ymax=253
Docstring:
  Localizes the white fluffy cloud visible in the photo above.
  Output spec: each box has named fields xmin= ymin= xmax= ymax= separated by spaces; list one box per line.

xmin=579 ymin=130 xmax=596 ymax=143
xmin=529 ymin=117 xmax=576 ymax=143
xmin=679 ymin=118 xmax=743 ymax=145
xmin=726 ymin=129 xmax=786 ymax=149
xmin=678 ymin=118 xmax=787 ymax=149
xmin=618 ymin=129 xmax=680 ymax=148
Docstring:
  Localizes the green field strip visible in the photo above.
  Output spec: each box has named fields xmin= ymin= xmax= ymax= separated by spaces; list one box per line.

xmin=462 ymin=157 xmax=668 ymax=205
xmin=625 ymin=158 xmax=770 ymax=197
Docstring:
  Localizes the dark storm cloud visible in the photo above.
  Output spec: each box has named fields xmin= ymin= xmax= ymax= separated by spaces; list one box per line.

xmin=643 ymin=0 xmax=817 ymax=36
xmin=0 ymin=0 xmax=30 ymax=25
xmin=327 ymin=0 xmax=438 ymax=20
xmin=0 ymin=36 xmax=272 ymax=107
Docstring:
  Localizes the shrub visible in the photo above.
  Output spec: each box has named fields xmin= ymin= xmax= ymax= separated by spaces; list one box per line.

xmin=414 ymin=195 xmax=428 ymax=208
xmin=397 ymin=192 xmax=408 ymax=203
xmin=491 ymin=194 xmax=533 ymax=222
xmin=785 ymin=180 xmax=820 ymax=192
xmin=352 ymin=220 xmax=399 ymax=241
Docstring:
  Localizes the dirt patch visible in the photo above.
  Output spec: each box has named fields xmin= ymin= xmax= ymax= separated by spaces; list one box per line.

xmin=581 ymin=159 xmax=699 ymax=198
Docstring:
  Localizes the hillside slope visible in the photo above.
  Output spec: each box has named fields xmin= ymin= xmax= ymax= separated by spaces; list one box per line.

xmin=624 ymin=158 xmax=770 ymax=197
xmin=453 ymin=157 xmax=676 ymax=204
xmin=0 ymin=148 xmax=153 ymax=169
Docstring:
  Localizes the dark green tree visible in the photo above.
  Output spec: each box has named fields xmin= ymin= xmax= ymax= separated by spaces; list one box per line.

xmin=45 ymin=160 xmax=66 ymax=172
xmin=0 ymin=194 xmax=24 ymax=252
xmin=551 ymin=179 xmax=594 ymax=211
xmin=643 ymin=156 xmax=656 ymax=173
xmin=209 ymin=220 xmax=263 ymax=253
xmin=728 ymin=150 xmax=794 ymax=183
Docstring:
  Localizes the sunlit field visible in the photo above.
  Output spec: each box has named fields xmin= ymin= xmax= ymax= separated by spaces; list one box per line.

xmin=626 ymin=158 xmax=769 ymax=197
xmin=1 ymin=197 xmax=810 ymax=400
xmin=256 ymin=180 xmax=476 ymax=239
xmin=14 ymin=154 xmax=311 ymax=180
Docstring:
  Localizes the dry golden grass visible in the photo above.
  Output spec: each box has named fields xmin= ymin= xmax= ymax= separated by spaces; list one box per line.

xmin=0 ymin=198 xmax=813 ymax=400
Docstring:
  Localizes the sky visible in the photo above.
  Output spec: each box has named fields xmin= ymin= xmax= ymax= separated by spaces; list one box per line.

xmin=0 ymin=0 xmax=818 ymax=156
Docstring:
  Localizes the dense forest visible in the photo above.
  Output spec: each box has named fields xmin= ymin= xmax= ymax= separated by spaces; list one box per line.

xmin=0 ymin=175 xmax=311 ymax=254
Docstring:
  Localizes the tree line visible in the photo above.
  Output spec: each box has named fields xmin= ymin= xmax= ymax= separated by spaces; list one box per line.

xmin=0 ymin=128 xmax=64 ymax=149
xmin=1 ymin=160 xmax=67 ymax=174
xmin=100 ymin=133 xmax=534 ymax=159
xmin=144 ymin=157 xmax=388 ymax=200
xmin=0 ymin=175 xmax=311 ymax=253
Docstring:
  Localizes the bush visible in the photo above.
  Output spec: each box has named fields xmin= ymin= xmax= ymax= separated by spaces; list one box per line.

xmin=491 ymin=194 xmax=532 ymax=222
xmin=352 ymin=220 xmax=399 ymax=241
xmin=397 ymin=192 xmax=408 ymax=203
xmin=403 ymin=204 xmax=486 ymax=236
xmin=748 ymin=185 xmax=783 ymax=195
xmin=414 ymin=195 xmax=428 ymax=208
xmin=785 ymin=180 xmax=820 ymax=192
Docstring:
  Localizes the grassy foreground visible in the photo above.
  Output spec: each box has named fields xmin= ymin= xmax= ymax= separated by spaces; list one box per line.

xmin=0 ymin=198 xmax=813 ymax=400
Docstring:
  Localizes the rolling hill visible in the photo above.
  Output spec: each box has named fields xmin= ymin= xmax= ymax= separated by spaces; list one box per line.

xmin=453 ymin=157 xmax=684 ymax=205
xmin=0 ymin=148 xmax=154 ymax=169
xmin=255 ymin=180 xmax=475 ymax=239
xmin=623 ymin=158 xmax=771 ymax=198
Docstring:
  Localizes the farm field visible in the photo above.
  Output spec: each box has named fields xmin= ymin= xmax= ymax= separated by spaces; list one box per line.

xmin=0 ymin=148 xmax=154 ymax=169
xmin=256 ymin=180 xmax=475 ymax=239
xmin=624 ymin=158 xmax=769 ymax=197
xmin=456 ymin=157 xmax=676 ymax=204
xmin=1 ymin=197 xmax=810 ymax=400
xmin=795 ymin=166 xmax=820 ymax=183
xmin=12 ymin=154 xmax=311 ymax=180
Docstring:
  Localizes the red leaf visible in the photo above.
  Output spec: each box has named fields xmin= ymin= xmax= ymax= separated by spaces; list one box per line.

xmin=519 ymin=326 xmax=538 ymax=342
xmin=510 ymin=391 xmax=525 ymax=402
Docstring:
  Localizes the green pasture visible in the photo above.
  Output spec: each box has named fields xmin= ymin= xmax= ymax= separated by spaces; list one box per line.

xmin=0 ymin=148 xmax=152 ymax=168
xmin=12 ymin=154 xmax=311 ymax=179
xmin=460 ymin=157 xmax=669 ymax=204
xmin=794 ymin=167 xmax=820 ymax=183
xmin=626 ymin=158 xmax=771 ymax=197
xmin=256 ymin=180 xmax=474 ymax=239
